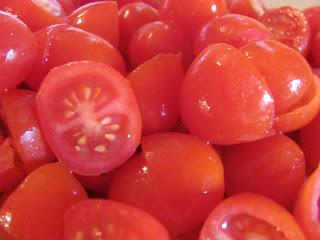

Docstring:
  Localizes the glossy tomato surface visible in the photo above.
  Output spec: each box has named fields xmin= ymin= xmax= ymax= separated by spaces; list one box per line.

xmin=36 ymin=61 xmax=141 ymax=176
xmin=304 ymin=7 xmax=320 ymax=38
xmin=180 ymin=43 xmax=274 ymax=145
xmin=226 ymin=0 xmax=265 ymax=19
xmin=63 ymin=199 xmax=170 ymax=240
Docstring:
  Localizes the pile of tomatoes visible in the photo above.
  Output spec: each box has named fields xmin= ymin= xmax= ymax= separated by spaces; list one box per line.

xmin=1 ymin=0 xmax=320 ymax=239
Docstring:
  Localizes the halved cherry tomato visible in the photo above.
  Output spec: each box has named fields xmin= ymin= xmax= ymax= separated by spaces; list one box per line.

xmin=226 ymin=0 xmax=265 ymax=19
xmin=109 ymin=133 xmax=224 ymax=236
xmin=259 ymin=6 xmax=311 ymax=56
xmin=119 ymin=2 xmax=158 ymax=55
xmin=194 ymin=14 xmax=273 ymax=55
xmin=63 ymin=199 xmax=170 ymax=240
xmin=199 ymin=193 xmax=306 ymax=239
xmin=67 ymin=1 xmax=119 ymax=48
xmin=0 ymin=0 xmax=65 ymax=31
xmin=129 ymin=21 xmax=192 ymax=69
xmin=224 ymin=134 xmax=305 ymax=206
xmin=0 ymin=163 xmax=88 ymax=240
xmin=304 ymin=7 xmax=320 ymax=38
xmin=180 ymin=43 xmax=274 ymax=145
xmin=0 ymin=90 xmax=55 ymax=173
xmin=128 ymin=53 xmax=184 ymax=135
xmin=0 ymin=11 xmax=37 ymax=92
xmin=36 ymin=61 xmax=141 ymax=176
xmin=159 ymin=0 xmax=228 ymax=37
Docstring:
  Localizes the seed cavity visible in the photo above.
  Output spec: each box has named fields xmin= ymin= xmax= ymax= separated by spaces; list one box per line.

xmin=65 ymin=111 xmax=75 ymax=119
xmin=105 ymin=134 xmax=116 ymax=141
xmin=93 ymin=88 xmax=102 ymax=99
xmin=107 ymin=124 xmax=120 ymax=131
xmin=92 ymin=227 xmax=103 ymax=237
xmin=101 ymin=117 xmax=112 ymax=125
xmin=63 ymin=98 xmax=74 ymax=107
xmin=75 ymin=146 xmax=81 ymax=152
xmin=71 ymin=92 xmax=80 ymax=103
xmin=95 ymin=145 xmax=107 ymax=153
xmin=78 ymin=136 xmax=87 ymax=145
xmin=83 ymin=87 xmax=92 ymax=100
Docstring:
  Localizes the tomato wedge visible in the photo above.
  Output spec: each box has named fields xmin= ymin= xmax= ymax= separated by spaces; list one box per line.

xmin=36 ymin=61 xmax=141 ymax=176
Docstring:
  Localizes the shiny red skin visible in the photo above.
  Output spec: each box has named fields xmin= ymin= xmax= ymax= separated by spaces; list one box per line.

xmin=226 ymin=0 xmax=265 ymax=19
xmin=224 ymin=134 xmax=306 ymax=206
xmin=0 ymin=11 xmax=37 ymax=92
xmin=57 ymin=0 xmax=76 ymax=14
xmin=311 ymin=32 xmax=320 ymax=67
xmin=304 ymin=7 xmax=320 ymax=38
xmin=119 ymin=2 xmax=158 ymax=55
xmin=194 ymin=14 xmax=273 ymax=55
xmin=241 ymin=40 xmax=314 ymax=114
xmin=67 ymin=1 xmax=119 ymax=48
xmin=129 ymin=21 xmax=192 ymax=69
xmin=128 ymin=53 xmax=184 ymax=135
xmin=159 ymin=0 xmax=228 ymax=36
xmin=259 ymin=6 xmax=311 ymax=56
xmin=180 ymin=43 xmax=275 ymax=145
xmin=0 ymin=0 xmax=65 ymax=31
xmin=63 ymin=199 xmax=170 ymax=240
xmin=74 ymin=0 xmax=160 ymax=9
xmin=0 ymin=163 xmax=88 ymax=240
xmin=109 ymin=133 xmax=224 ymax=236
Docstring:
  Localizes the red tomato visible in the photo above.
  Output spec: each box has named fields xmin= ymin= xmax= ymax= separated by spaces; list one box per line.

xmin=194 ymin=14 xmax=273 ymax=55
xmin=128 ymin=53 xmax=184 ymax=135
xmin=129 ymin=21 xmax=192 ymax=69
xmin=199 ymin=193 xmax=306 ymax=239
xmin=1 ymin=90 xmax=55 ymax=173
xmin=36 ymin=61 xmax=141 ymax=176
xmin=304 ymin=7 xmax=320 ymax=38
xmin=180 ymin=43 xmax=274 ymax=145
xmin=294 ymin=165 xmax=320 ymax=240
xmin=118 ymin=0 xmax=160 ymax=9
xmin=159 ymin=0 xmax=228 ymax=36
xmin=57 ymin=0 xmax=76 ymax=14
xmin=109 ymin=133 xmax=224 ymax=236
xmin=259 ymin=6 xmax=311 ymax=56
xmin=67 ymin=1 xmax=119 ymax=48
xmin=224 ymin=135 xmax=305 ymax=206
xmin=310 ymin=32 xmax=320 ymax=67
xmin=226 ymin=0 xmax=265 ymax=19
xmin=313 ymin=68 xmax=320 ymax=77
xmin=63 ymin=199 xmax=170 ymax=240
xmin=0 ymin=138 xmax=25 ymax=193
xmin=119 ymin=2 xmax=158 ymax=55
xmin=0 ymin=0 xmax=65 ymax=31
xmin=0 ymin=163 xmax=88 ymax=240
xmin=241 ymin=40 xmax=313 ymax=114
xmin=0 ymin=11 xmax=37 ymax=92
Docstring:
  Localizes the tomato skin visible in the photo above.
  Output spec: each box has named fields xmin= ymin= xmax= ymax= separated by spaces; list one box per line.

xmin=57 ymin=0 xmax=76 ymax=14
xmin=67 ymin=1 xmax=119 ymax=48
xmin=200 ymin=193 xmax=306 ymax=240
xmin=159 ymin=0 xmax=228 ymax=37
xmin=1 ymin=90 xmax=55 ymax=174
xmin=109 ymin=133 xmax=224 ymax=236
xmin=224 ymin=135 xmax=305 ymax=206
xmin=311 ymin=32 xmax=320 ymax=68
xmin=0 ymin=0 xmax=65 ymax=31
xmin=0 ymin=11 xmax=37 ymax=92
xmin=180 ymin=43 xmax=274 ymax=145
xmin=241 ymin=40 xmax=313 ymax=115
xmin=63 ymin=199 xmax=170 ymax=240
xmin=226 ymin=0 xmax=265 ymax=19
xmin=128 ymin=53 xmax=184 ymax=135
xmin=0 ymin=163 xmax=88 ymax=240
xmin=117 ymin=0 xmax=160 ymax=8
xmin=194 ymin=14 xmax=273 ymax=55
xmin=129 ymin=21 xmax=192 ymax=69
xmin=119 ymin=2 xmax=158 ymax=55
xmin=36 ymin=61 xmax=141 ymax=176
xmin=304 ymin=7 xmax=320 ymax=38
xmin=259 ymin=6 xmax=311 ymax=56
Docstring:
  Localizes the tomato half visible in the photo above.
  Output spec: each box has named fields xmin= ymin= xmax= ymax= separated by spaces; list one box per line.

xmin=63 ymin=199 xmax=170 ymax=240
xmin=226 ymin=0 xmax=265 ymax=19
xmin=200 ymin=193 xmax=306 ymax=240
xmin=36 ymin=61 xmax=141 ymax=176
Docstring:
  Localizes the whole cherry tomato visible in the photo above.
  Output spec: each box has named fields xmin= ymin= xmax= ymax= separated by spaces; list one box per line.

xmin=180 ymin=43 xmax=274 ymax=145
xmin=304 ymin=7 xmax=320 ymax=38
xmin=57 ymin=0 xmax=77 ymax=14
xmin=226 ymin=0 xmax=265 ymax=19
xmin=310 ymin=32 xmax=320 ymax=67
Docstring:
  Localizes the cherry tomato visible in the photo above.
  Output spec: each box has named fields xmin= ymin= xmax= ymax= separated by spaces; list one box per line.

xmin=0 ymin=163 xmax=88 ymax=240
xmin=57 ymin=0 xmax=76 ymax=14
xmin=226 ymin=0 xmax=265 ymax=19
xmin=313 ymin=68 xmax=320 ymax=77
xmin=224 ymin=135 xmax=305 ymax=206
xmin=159 ymin=0 xmax=228 ymax=37
xmin=63 ymin=199 xmax=170 ymax=240
xmin=36 ymin=61 xmax=141 ymax=176
xmin=199 ymin=193 xmax=306 ymax=240
xmin=194 ymin=14 xmax=273 ymax=55
xmin=119 ymin=2 xmax=158 ymax=55
xmin=109 ymin=133 xmax=224 ymax=236
xmin=128 ymin=53 xmax=184 ymax=135
xmin=0 ymin=0 xmax=65 ymax=31
xmin=129 ymin=21 xmax=192 ymax=69
xmin=259 ymin=6 xmax=311 ymax=56
xmin=118 ymin=0 xmax=160 ymax=9
xmin=310 ymin=31 xmax=320 ymax=67
xmin=180 ymin=43 xmax=274 ymax=145
xmin=0 ymin=11 xmax=37 ymax=92
xmin=67 ymin=1 xmax=119 ymax=48
xmin=304 ymin=7 xmax=320 ymax=39
xmin=294 ymin=165 xmax=320 ymax=240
